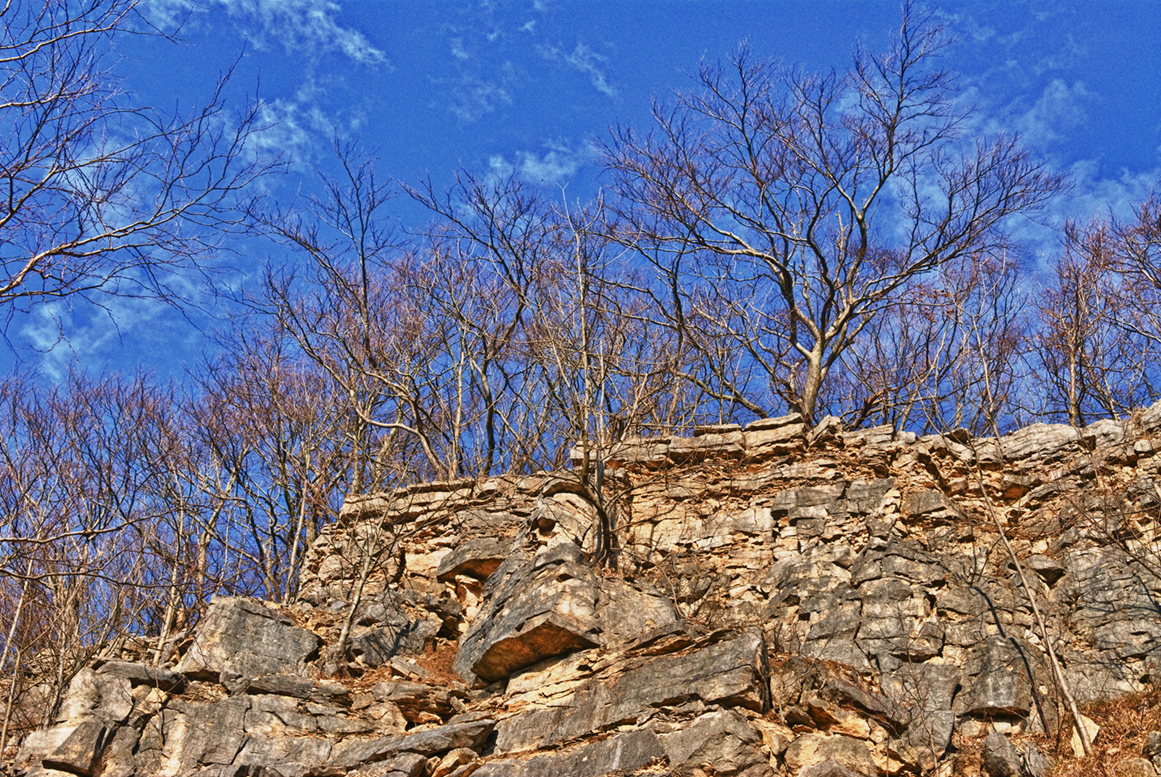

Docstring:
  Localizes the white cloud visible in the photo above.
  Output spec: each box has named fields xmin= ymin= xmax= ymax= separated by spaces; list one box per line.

xmin=1060 ymin=160 xmax=1161 ymax=223
xmin=1014 ymin=79 xmax=1092 ymax=147
xmin=144 ymin=0 xmax=387 ymax=67
xmin=539 ymin=42 xmax=617 ymax=98
xmin=1032 ymin=35 xmax=1088 ymax=76
xmin=488 ymin=141 xmax=593 ymax=187
xmin=437 ymin=65 xmax=517 ymax=123
xmin=247 ymin=98 xmax=316 ymax=172
xmin=19 ymin=294 xmax=178 ymax=382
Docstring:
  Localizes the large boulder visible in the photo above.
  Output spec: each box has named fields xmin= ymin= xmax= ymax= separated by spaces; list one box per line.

xmin=176 ymin=597 xmax=320 ymax=683
xmin=453 ymin=540 xmax=678 ymax=683
xmin=955 ymin=635 xmax=1053 ymax=733
xmin=346 ymin=595 xmax=442 ymax=669
xmin=658 ymin=709 xmax=774 ymax=776
xmin=472 ymin=730 xmax=666 ymax=777
xmin=494 ymin=629 xmax=769 ymax=752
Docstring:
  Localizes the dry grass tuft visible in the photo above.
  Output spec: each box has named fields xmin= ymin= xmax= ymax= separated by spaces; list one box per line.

xmin=1048 ymin=689 xmax=1161 ymax=777
xmin=415 ymin=639 xmax=460 ymax=687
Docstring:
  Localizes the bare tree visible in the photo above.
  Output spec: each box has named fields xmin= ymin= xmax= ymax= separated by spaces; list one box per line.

xmin=1033 ymin=218 xmax=1158 ymax=426
xmin=192 ymin=320 xmax=357 ymax=604
xmin=604 ymin=4 xmax=1062 ymax=423
xmin=0 ymin=373 xmax=179 ymax=751
xmin=1114 ymin=193 xmax=1161 ymax=346
xmin=0 ymin=0 xmax=278 ymax=331
xmin=836 ymin=249 xmax=1031 ymax=434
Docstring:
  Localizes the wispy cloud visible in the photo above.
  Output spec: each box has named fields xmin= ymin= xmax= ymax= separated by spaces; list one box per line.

xmin=1014 ymin=79 xmax=1092 ymax=148
xmin=243 ymin=75 xmax=370 ymax=172
xmin=145 ymin=0 xmax=387 ymax=67
xmin=538 ymin=41 xmax=617 ymax=98
xmin=488 ymin=140 xmax=593 ymax=187
xmin=19 ymin=294 xmax=182 ymax=382
xmin=435 ymin=65 xmax=518 ymax=123
xmin=248 ymin=98 xmax=315 ymax=171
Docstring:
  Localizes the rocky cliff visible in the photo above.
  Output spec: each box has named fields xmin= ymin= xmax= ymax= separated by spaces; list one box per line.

xmin=17 ymin=405 xmax=1161 ymax=777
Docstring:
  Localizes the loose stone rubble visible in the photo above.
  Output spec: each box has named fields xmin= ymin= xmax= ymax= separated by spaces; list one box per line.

xmin=17 ymin=402 xmax=1161 ymax=776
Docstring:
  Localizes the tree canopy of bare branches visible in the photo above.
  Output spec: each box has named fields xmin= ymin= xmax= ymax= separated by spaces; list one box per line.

xmin=604 ymin=5 xmax=1063 ymax=423
xmin=0 ymin=0 xmax=279 ymax=332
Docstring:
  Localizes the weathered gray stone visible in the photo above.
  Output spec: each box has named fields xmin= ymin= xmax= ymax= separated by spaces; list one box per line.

xmin=15 ymin=725 xmax=76 ymax=774
xmin=669 ymin=430 xmax=746 ymax=462
xmin=347 ymin=753 xmax=429 ymax=777
xmin=1025 ymin=555 xmax=1066 ymax=586
xmin=1139 ymin=399 xmax=1161 ymax=434
xmin=240 ymin=674 xmax=314 ymax=698
xmin=232 ymin=735 xmax=332 ymax=777
xmin=955 ymin=636 xmax=1047 ymax=723
xmin=96 ymin=660 xmax=187 ymax=692
xmin=472 ymin=730 xmax=666 ymax=777
xmin=882 ymin=663 xmax=960 ymax=715
xmin=603 ymin=437 xmax=671 ymax=467
xmin=746 ymin=414 xmax=805 ymax=432
xmin=983 ymin=732 xmax=1023 ymax=777
xmin=802 ymin=639 xmax=872 ymax=673
xmin=244 ymin=693 xmax=317 ymax=735
xmin=96 ymin=725 xmax=141 ymax=777
xmin=1084 ymin=418 xmax=1126 ymax=448
xmin=1065 ymin=548 xmax=1161 ymax=659
xmin=436 ymin=537 xmax=510 ymax=582
xmin=597 ymin=575 xmax=682 ymax=645
xmin=658 ymin=709 xmax=771 ymax=776
xmin=901 ymin=710 xmax=955 ymax=769
xmin=494 ymin=630 xmax=769 ymax=752
xmin=349 ymin=616 xmax=441 ymax=667
xmin=845 ymin=479 xmax=895 ymax=515
xmin=903 ymin=489 xmax=961 ymax=520
xmin=844 ymin=424 xmax=896 ymax=448
xmin=370 ymin=681 xmax=458 ymax=723
xmin=992 ymin=423 xmax=1081 ymax=462
xmin=144 ymin=697 xmax=250 ymax=773
xmin=454 ymin=540 xmax=678 ymax=682
xmin=42 ymin=719 xmax=110 ymax=776
xmin=331 ymin=719 xmax=496 ymax=768
xmin=1024 ymin=744 xmax=1053 ymax=777
xmin=856 ymin=577 xmax=943 ymax=661
xmin=453 ymin=543 xmax=597 ymax=682
xmin=176 ymin=597 xmax=320 ymax=682
xmin=745 ymin=418 xmax=807 ymax=458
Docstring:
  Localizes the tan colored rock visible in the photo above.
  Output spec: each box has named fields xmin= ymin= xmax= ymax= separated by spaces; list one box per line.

xmin=176 ymin=597 xmax=320 ymax=682
xmin=1071 ymin=714 xmax=1100 ymax=757
xmin=753 ymin=718 xmax=794 ymax=755
xmin=432 ymin=747 xmax=478 ymax=777
xmin=668 ymin=430 xmax=746 ymax=462
xmin=804 ymin=699 xmax=872 ymax=739
xmin=784 ymin=733 xmax=877 ymax=777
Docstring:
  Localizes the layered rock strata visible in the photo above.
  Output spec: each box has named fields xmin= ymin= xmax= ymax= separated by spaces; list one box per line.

xmin=17 ymin=403 xmax=1161 ymax=776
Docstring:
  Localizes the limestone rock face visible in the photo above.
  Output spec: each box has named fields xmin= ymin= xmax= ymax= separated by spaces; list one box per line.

xmin=493 ymin=629 xmax=769 ymax=753
xmin=19 ymin=397 xmax=1161 ymax=777
xmin=176 ymin=597 xmax=320 ymax=682
xmin=453 ymin=539 xmax=679 ymax=683
xmin=472 ymin=730 xmax=666 ymax=777
xmin=784 ymin=733 xmax=877 ymax=777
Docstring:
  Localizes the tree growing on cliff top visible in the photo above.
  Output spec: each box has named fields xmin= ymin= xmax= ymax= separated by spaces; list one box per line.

xmin=604 ymin=4 xmax=1063 ymax=424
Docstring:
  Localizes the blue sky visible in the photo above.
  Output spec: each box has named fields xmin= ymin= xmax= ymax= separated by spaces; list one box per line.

xmin=7 ymin=0 xmax=1160 ymax=380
